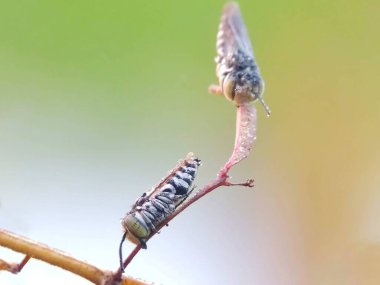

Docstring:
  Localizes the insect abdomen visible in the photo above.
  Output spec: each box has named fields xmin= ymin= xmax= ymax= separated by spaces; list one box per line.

xmin=121 ymin=155 xmax=201 ymax=248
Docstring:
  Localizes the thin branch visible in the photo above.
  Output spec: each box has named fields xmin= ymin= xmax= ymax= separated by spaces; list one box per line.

xmin=0 ymin=255 xmax=30 ymax=274
xmin=1 ymin=2 xmax=264 ymax=283
xmin=221 ymin=103 xmax=257 ymax=176
xmin=113 ymin=175 xmax=226 ymax=280
xmin=116 ymin=171 xmax=254 ymax=279
xmin=0 ymin=80 xmax=258 ymax=285
xmin=115 ymin=104 xmax=258 ymax=278
xmin=114 ymin=245 xmax=142 ymax=279
xmin=17 ymin=255 xmax=31 ymax=272
xmin=0 ymin=229 xmax=148 ymax=285
xmin=223 ymin=178 xmax=255 ymax=187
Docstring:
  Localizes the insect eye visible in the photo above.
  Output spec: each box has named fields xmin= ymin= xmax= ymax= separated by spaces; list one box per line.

xmin=222 ymin=75 xmax=235 ymax=101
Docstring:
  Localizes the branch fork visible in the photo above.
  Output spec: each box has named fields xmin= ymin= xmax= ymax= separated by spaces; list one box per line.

xmin=114 ymin=102 xmax=258 ymax=279
xmin=0 ymin=98 xmax=258 ymax=285
xmin=0 ymin=97 xmax=258 ymax=284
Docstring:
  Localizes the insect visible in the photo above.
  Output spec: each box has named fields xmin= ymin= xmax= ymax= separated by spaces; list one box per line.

xmin=209 ymin=2 xmax=271 ymax=115
xmin=120 ymin=153 xmax=201 ymax=253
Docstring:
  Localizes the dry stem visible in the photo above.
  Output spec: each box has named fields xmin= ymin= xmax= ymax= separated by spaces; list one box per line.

xmin=115 ymin=104 xmax=257 ymax=279
xmin=0 ymin=102 xmax=258 ymax=283
xmin=1 ymin=77 xmax=259 ymax=284
xmin=0 ymin=229 xmax=148 ymax=285
xmin=0 ymin=255 xmax=30 ymax=274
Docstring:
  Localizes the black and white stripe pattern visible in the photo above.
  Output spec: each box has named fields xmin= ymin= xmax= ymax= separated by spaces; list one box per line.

xmin=121 ymin=154 xmax=201 ymax=249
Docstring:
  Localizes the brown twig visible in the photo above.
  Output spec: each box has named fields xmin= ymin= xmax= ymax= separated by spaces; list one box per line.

xmin=0 ymin=83 xmax=258 ymax=285
xmin=0 ymin=229 xmax=149 ymax=285
xmin=114 ymin=244 xmax=142 ymax=280
xmin=115 ymin=103 xmax=258 ymax=279
xmin=0 ymin=95 xmax=259 ymax=284
xmin=0 ymin=255 xmax=30 ymax=274
xmin=1 ymin=8 xmax=262 ymax=280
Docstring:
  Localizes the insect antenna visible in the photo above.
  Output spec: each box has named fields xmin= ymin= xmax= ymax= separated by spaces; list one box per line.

xmin=258 ymin=97 xmax=271 ymax=116
xmin=119 ymin=231 xmax=128 ymax=273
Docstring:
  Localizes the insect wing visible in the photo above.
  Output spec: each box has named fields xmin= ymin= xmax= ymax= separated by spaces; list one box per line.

xmin=130 ymin=153 xmax=199 ymax=209
xmin=136 ymin=154 xmax=194 ymax=203
xmin=218 ymin=2 xmax=254 ymax=58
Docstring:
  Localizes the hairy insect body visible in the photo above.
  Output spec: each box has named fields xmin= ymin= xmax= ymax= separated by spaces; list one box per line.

xmin=211 ymin=2 xmax=271 ymax=115
xmin=121 ymin=155 xmax=201 ymax=249
xmin=216 ymin=49 xmax=264 ymax=106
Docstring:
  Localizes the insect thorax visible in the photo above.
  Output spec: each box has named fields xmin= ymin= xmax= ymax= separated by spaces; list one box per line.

xmin=216 ymin=50 xmax=263 ymax=105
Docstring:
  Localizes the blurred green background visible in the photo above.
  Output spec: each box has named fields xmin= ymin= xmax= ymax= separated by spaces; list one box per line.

xmin=0 ymin=0 xmax=379 ymax=284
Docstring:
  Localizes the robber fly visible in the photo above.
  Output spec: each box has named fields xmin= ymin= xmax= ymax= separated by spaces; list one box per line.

xmin=209 ymin=2 xmax=271 ymax=115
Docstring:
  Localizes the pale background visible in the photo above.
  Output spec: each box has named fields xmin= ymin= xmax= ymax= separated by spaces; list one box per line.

xmin=1 ymin=0 xmax=379 ymax=284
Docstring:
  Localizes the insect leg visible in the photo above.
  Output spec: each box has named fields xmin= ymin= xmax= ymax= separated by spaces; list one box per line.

xmin=208 ymin=84 xmax=223 ymax=95
xmin=139 ymin=239 xmax=147 ymax=249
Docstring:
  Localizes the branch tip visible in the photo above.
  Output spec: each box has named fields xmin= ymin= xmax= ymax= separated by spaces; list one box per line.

xmin=224 ymin=178 xmax=254 ymax=188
